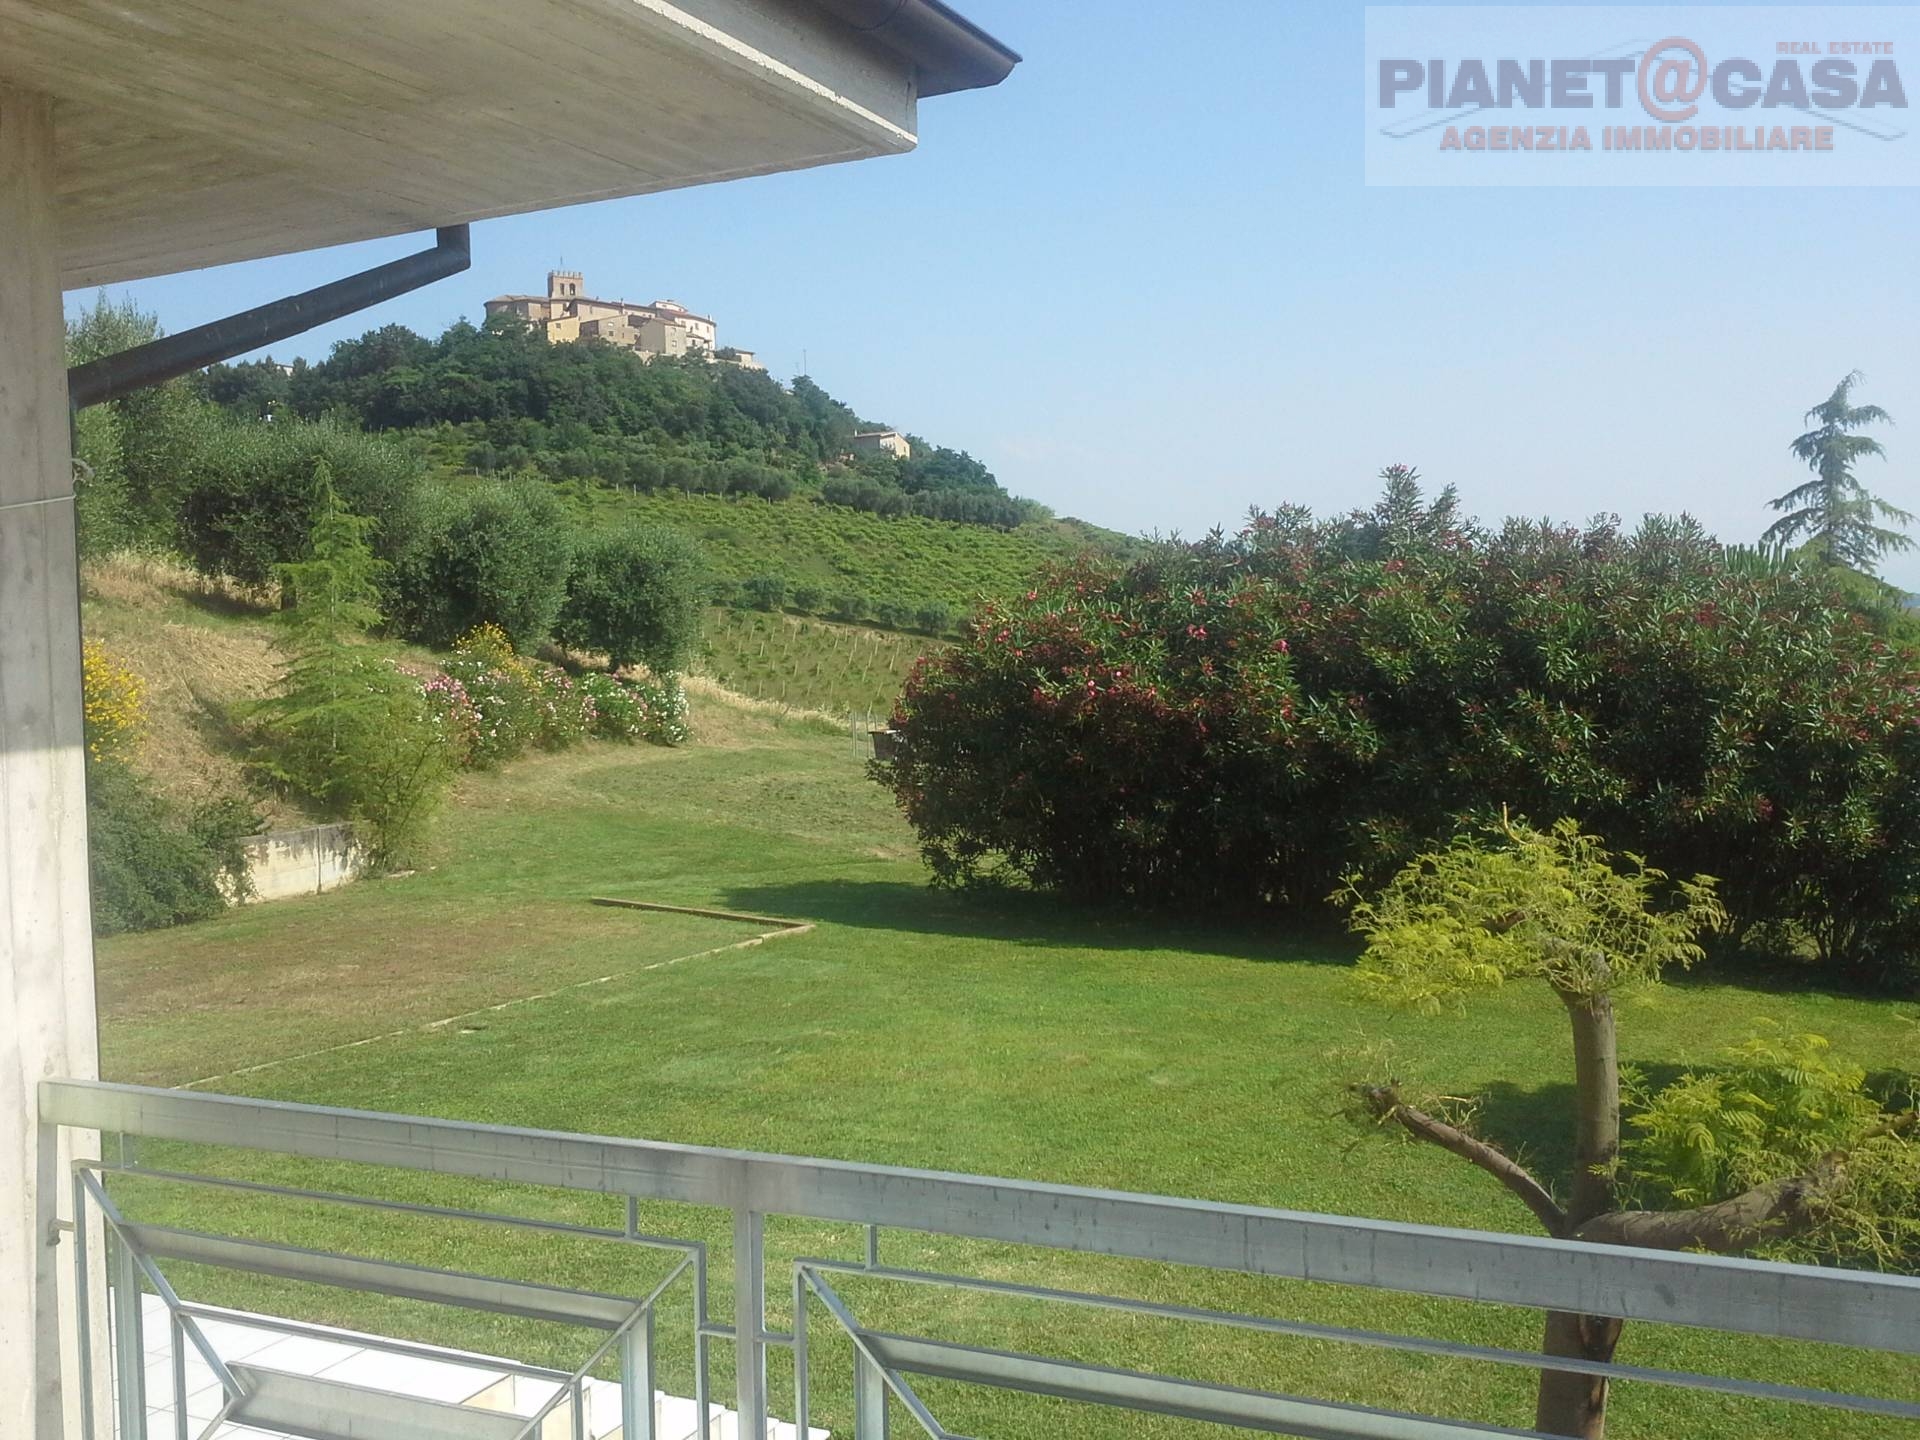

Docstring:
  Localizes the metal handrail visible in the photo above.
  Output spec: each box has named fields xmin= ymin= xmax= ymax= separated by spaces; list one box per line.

xmin=75 ymin=1196 xmax=686 ymax=1440
xmin=77 ymin=1172 xmax=245 ymax=1409
xmin=43 ymin=1077 xmax=1920 ymax=1440
xmin=172 ymin=1301 xmax=575 ymax=1385
xmin=67 ymin=1158 xmax=708 ymax=1440
xmin=75 ymin=1151 xmax=718 ymax=1439
xmin=43 ymin=1078 xmax=1920 ymax=1348
xmin=792 ymin=1257 xmax=1920 ymax=1424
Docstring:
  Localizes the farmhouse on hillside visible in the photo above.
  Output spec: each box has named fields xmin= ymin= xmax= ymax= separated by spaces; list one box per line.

xmin=851 ymin=428 xmax=913 ymax=459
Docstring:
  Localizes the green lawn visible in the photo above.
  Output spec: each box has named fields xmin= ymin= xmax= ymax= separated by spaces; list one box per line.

xmin=98 ymin=701 xmax=1918 ymax=1439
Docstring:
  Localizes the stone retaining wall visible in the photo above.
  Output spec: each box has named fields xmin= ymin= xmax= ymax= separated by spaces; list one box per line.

xmin=239 ymin=823 xmax=362 ymax=903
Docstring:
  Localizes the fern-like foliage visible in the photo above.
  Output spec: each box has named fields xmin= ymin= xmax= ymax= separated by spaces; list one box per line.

xmin=246 ymin=464 xmax=450 ymax=867
xmin=1625 ymin=1026 xmax=1920 ymax=1267
xmin=1339 ymin=816 xmax=1726 ymax=1013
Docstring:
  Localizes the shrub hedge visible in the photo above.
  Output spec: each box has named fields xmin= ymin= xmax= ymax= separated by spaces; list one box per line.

xmin=87 ymin=758 xmax=256 ymax=935
xmin=556 ymin=523 xmax=707 ymax=674
xmin=162 ymin=407 xmax=424 ymax=587
xmin=875 ymin=471 xmax=1920 ymax=986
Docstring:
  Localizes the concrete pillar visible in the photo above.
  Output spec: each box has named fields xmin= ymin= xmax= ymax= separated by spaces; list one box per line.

xmin=0 ymin=84 xmax=101 ymax=1440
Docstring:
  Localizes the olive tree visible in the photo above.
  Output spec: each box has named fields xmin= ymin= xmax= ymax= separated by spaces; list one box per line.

xmin=555 ymin=523 xmax=707 ymax=674
xmin=385 ymin=479 xmax=572 ymax=652
xmin=1342 ymin=817 xmax=1917 ymax=1440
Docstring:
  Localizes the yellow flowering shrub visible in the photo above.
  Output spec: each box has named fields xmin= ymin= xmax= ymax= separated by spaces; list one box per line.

xmin=81 ymin=638 xmax=145 ymax=764
xmin=452 ymin=621 xmax=521 ymax=667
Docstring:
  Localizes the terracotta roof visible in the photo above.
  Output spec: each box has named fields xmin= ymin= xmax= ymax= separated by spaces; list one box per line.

xmin=485 ymin=294 xmax=715 ymax=327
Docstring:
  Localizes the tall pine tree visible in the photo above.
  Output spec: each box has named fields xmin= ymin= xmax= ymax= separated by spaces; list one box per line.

xmin=249 ymin=465 xmax=449 ymax=865
xmin=1765 ymin=371 xmax=1912 ymax=572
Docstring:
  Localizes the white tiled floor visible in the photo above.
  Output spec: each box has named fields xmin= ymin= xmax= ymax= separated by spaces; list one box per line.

xmin=129 ymin=1294 xmax=825 ymax=1440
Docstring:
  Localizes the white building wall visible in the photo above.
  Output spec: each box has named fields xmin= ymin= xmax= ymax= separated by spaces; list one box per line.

xmin=1 ymin=84 xmax=106 ymax=1440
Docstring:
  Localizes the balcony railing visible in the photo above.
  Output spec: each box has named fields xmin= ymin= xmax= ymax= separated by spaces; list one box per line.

xmin=40 ymin=1078 xmax=1920 ymax=1440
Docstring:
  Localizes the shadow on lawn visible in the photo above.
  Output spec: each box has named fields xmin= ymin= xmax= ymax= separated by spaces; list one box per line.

xmin=1474 ymin=1072 xmax=1675 ymax=1203
xmin=1455 ymin=1059 xmax=1920 ymax=1209
xmin=1673 ymin=952 xmax=1920 ymax=1004
xmin=723 ymin=877 xmax=1358 ymax=968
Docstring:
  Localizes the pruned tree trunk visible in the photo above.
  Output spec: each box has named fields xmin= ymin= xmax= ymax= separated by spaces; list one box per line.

xmin=1557 ymin=987 xmax=1620 ymax=1224
xmin=1354 ymin=1004 xmax=1902 ymax=1440
xmin=1536 ymin=984 xmax=1622 ymax=1440
xmin=1534 ymin=1311 xmax=1623 ymax=1440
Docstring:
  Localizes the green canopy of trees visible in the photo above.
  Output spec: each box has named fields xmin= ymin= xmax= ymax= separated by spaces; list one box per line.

xmin=1344 ymin=817 xmax=1917 ymax=1439
xmin=557 ymin=523 xmax=708 ymax=674
xmin=384 ymin=479 xmax=575 ymax=652
xmin=200 ymin=317 xmax=1028 ymax=526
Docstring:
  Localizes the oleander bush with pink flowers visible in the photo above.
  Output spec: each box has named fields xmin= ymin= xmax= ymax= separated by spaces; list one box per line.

xmin=579 ymin=672 xmax=691 ymax=746
xmin=439 ymin=624 xmax=545 ymax=766
xmin=419 ymin=671 xmax=483 ymax=768
xmin=530 ymin=666 xmax=596 ymax=751
xmin=874 ymin=468 xmax=1920 ymax=986
xmin=433 ymin=623 xmax=688 ymax=768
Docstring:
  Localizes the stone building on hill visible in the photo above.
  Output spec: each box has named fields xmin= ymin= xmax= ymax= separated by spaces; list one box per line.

xmin=850 ymin=428 xmax=912 ymax=460
xmin=485 ymin=270 xmax=764 ymax=369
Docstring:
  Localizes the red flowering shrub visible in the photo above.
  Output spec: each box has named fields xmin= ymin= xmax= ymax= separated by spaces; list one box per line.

xmin=874 ymin=470 xmax=1920 ymax=984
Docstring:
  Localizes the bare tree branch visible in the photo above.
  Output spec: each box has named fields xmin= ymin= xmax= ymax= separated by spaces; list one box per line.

xmin=1578 ymin=1113 xmax=1916 ymax=1254
xmin=1355 ymin=1084 xmax=1569 ymax=1237
xmin=1576 ymin=1170 xmax=1836 ymax=1252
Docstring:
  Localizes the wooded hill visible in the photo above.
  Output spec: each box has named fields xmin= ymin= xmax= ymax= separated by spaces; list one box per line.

xmin=205 ymin=317 xmax=1058 ymax=530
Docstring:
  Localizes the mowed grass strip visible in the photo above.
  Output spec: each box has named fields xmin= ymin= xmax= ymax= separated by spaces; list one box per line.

xmin=96 ymin=703 xmax=1920 ymax=1439
xmin=98 ymin=798 xmax=771 ymax=1088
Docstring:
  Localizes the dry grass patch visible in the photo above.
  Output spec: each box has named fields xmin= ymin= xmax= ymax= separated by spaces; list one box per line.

xmin=80 ymin=554 xmax=301 ymax=820
xmin=682 ymin=673 xmax=846 ymax=744
xmin=98 ymin=891 xmax=751 ymax=1088
xmin=81 ymin=551 xmax=271 ymax=613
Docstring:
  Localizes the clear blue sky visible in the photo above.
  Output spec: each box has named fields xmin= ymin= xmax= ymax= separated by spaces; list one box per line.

xmin=75 ymin=2 xmax=1920 ymax=590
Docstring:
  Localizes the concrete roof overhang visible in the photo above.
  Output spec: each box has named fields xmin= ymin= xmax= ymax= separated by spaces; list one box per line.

xmin=0 ymin=0 xmax=1018 ymax=288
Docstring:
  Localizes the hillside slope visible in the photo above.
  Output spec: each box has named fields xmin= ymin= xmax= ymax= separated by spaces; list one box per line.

xmin=80 ymin=556 xmax=305 ymax=823
xmin=78 ymin=553 xmax=921 ymax=839
xmin=569 ymin=487 xmax=1118 ymax=614
xmin=185 ymin=309 xmax=1140 ymax=639
xmin=699 ymin=607 xmax=936 ymax=718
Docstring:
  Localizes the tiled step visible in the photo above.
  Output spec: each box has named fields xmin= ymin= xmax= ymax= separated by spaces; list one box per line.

xmin=468 ymin=1373 xmax=819 ymax=1440
xmin=229 ymin=1363 xmax=528 ymax=1440
xmin=130 ymin=1294 xmax=826 ymax=1440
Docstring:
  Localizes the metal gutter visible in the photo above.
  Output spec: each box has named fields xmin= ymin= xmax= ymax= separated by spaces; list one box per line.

xmin=60 ymin=1 xmax=1011 ymax=410
xmin=808 ymin=0 xmax=1020 ymax=96
xmin=66 ymin=225 xmax=470 ymax=409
